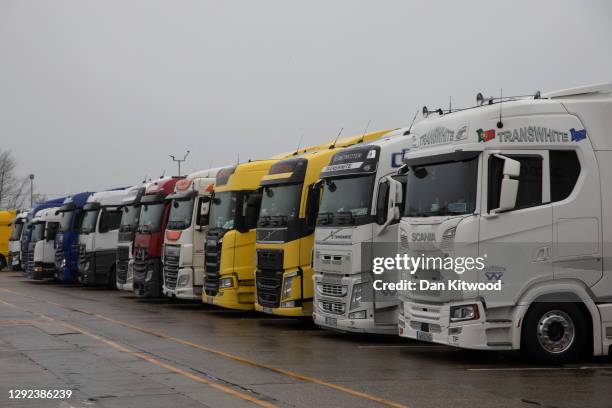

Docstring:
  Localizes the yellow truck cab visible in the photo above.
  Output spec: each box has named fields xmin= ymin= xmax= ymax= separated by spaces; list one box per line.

xmin=202 ymin=145 xmax=324 ymax=310
xmin=254 ymin=130 xmax=394 ymax=316
xmin=0 ymin=210 xmax=17 ymax=270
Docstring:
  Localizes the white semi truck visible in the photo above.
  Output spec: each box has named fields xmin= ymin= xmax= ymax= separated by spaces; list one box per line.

xmin=397 ymin=82 xmax=612 ymax=363
xmin=162 ymin=168 xmax=221 ymax=300
xmin=28 ymin=207 xmax=62 ymax=280
xmin=313 ymin=129 xmax=409 ymax=334
xmin=8 ymin=211 xmax=29 ymax=271
xmin=78 ymin=188 xmax=130 ymax=287
xmin=116 ymin=185 xmax=147 ymax=292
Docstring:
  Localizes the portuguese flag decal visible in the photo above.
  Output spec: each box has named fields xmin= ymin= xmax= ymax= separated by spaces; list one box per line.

xmin=477 ymin=128 xmax=496 ymax=142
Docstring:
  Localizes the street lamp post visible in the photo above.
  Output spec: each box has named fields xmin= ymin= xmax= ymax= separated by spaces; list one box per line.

xmin=169 ymin=151 xmax=190 ymax=177
xmin=29 ymin=174 xmax=34 ymax=207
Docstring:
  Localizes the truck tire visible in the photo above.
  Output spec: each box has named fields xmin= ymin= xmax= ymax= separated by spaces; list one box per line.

xmin=522 ymin=302 xmax=586 ymax=364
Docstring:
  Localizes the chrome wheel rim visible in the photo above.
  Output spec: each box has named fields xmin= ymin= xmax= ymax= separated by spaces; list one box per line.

xmin=536 ymin=310 xmax=575 ymax=354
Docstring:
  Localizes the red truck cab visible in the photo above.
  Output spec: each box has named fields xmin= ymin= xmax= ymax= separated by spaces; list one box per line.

xmin=133 ymin=177 xmax=183 ymax=297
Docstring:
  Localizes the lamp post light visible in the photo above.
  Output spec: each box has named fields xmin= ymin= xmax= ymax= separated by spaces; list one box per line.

xmin=169 ymin=150 xmax=190 ymax=177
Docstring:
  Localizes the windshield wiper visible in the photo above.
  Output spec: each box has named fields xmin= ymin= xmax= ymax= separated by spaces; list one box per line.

xmin=336 ymin=211 xmax=355 ymax=225
xmin=258 ymin=215 xmax=272 ymax=227
xmin=270 ymin=215 xmax=288 ymax=227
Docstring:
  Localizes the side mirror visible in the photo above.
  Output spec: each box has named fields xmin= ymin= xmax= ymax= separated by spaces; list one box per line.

xmin=377 ymin=177 xmax=402 ymax=235
xmin=491 ymin=154 xmax=520 ymax=213
xmin=197 ymin=196 xmax=211 ymax=226
xmin=397 ymin=164 xmax=409 ymax=175
xmin=306 ymin=183 xmax=322 ymax=229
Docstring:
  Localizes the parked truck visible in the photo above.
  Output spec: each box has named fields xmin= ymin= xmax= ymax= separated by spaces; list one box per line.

xmin=116 ymin=185 xmax=147 ymax=292
xmin=254 ymin=130 xmax=394 ymax=317
xmin=397 ymin=82 xmax=612 ymax=363
xmin=21 ymin=197 xmax=67 ymax=276
xmin=78 ymin=189 xmax=130 ymax=287
xmin=0 ymin=210 xmax=16 ymax=270
xmin=28 ymin=207 xmax=62 ymax=280
xmin=8 ymin=211 xmax=28 ymax=271
xmin=54 ymin=192 xmax=94 ymax=282
xmin=312 ymin=131 xmax=412 ymax=333
xmin=162 ymin=168 xmax=221 ymax=300
xmin=133 ymin=177 xmax=183 ymax=297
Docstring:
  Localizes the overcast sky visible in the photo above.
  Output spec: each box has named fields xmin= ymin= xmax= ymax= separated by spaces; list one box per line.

xmin=1 ymin=0 xmax=611 ymax=198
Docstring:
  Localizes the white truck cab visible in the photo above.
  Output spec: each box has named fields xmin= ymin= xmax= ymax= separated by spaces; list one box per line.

xmin=78 ymin=188 xmax=130 ymax=287
xmin=313 ymin=129 xmax=409 ymax=334
xmin=29 ymin=207 xmax=62 ymax=280
xmin=116 ymin=185 xmax=148 ymax=292
xmin=162 ymin=168 xmax=221 ymax=300
xmin=397 ymin=82 xmax=612 ymax=363
xmin=8 ymin=211 xmax=29 ymax=271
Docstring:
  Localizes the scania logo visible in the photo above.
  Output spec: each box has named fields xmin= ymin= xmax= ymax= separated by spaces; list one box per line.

xmin=411 ymin=232 xmax=436 ymax=242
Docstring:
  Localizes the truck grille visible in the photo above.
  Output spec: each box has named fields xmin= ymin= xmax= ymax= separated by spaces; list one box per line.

xmin=317 ymin=283 xmax=347 ymax=297
xmin=78 ymin=244 xmax=90 ymax=272
xmin=55 ymin=245 xmax=64 ymax=270
xmin=255 ymin=249 xmax=284 ymax=308
xmin=319 ymin=300 xmax=345 ymax=315
xmin=116 ymin=246 xmax=130 ymax=284
xmin=27 ymin=250 xmax=34 ymax=274
xmin=164 ymin=245 xmax=180 ymax=290
xmin=204 ymin=228 xmax=224 ymax=296
xmin=133 ymin=247 xmax=148 ymax=282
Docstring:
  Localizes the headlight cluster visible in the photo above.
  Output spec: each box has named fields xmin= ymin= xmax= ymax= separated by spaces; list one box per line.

xmin=220 ymin=277 xmax=233 ymax=288
xmin=350 ymin=283 xmax=364 ymax=310
xmin=450 ymin=304 xmax=479 ymax=322
xmin=146 ymin=270 xmax=153 ymax=282
xmin=177 ymin=274 xmax=190 ymax=287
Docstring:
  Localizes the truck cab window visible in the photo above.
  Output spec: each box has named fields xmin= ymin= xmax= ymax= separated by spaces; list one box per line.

xmin=550 ymin=150 xmax=580 ymax=202
xmin=488 ymin=155 xmax=543 ymax=212
xmin=99 ymin=209 xmax=122 ymax=233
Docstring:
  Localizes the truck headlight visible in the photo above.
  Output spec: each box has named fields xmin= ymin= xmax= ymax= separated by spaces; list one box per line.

xmin=450 ymin=304 xmax=480 ymax=322
xmin=146 ymin=270 xmax=153 ymax=282
xmin=281 ymin=300 xmax=295 ymax=308
xmin=282 ymin=276 xmax=293 ymax=300
xmin=348 ymin=310 xmax=366 ymax=319
xmin=350 ymin=283 xmax=364 ymax=310
xmin=220 ymin=277 xmax=233 ymax=288
xmin=177 ymin=274 xmax=190 ymax=287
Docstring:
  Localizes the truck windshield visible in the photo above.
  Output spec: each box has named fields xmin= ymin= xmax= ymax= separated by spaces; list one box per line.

xmin=31 ymin=223 xmax=45 ymax=242
xmin=210 ymin=192 xmax=236 ymax=230
xmin=259 ymin=184 xmax=301 ymax=226
xmin=120 ymin=205 xmax=140 ymax=232
xmin=59 ymin=211 xmax=73 ymax=233
xmin=167 ymin=198 xmax=194 ymax=230
xmin=80 ymin=210 xmax=99 ymax=234
xmin=318 ymin=175 xmax=375 ymax=225
xmin=405 ymin=157 xmax=478 ymax=217
xmin=10 ymin=222 xmax=24 ymax=240
xmin=138 ymin=203 xmax=165 ymax=232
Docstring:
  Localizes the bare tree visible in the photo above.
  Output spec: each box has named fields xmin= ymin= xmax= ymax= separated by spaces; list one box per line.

xmin=0 ymin=149 xmax=33 ymax=210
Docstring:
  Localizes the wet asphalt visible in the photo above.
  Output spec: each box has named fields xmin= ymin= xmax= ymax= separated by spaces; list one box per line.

xmin=0 ymin=270 xmax=611 ymax=408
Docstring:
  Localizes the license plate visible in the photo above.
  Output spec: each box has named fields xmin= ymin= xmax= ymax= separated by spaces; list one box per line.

xmin=262 ymin=307 xmax=272 ymax=314
xmin=325 ymin=317 xmax=337 ymax=326
xmin=416 ymin=330 xmax=433 ymax=342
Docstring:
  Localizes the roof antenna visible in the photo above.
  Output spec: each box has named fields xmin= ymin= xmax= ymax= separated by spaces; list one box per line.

xmin=236 ymin=153 xmax=240 ymax=165
xmin=160 ymin=169 xmax=166 ymax=179
xmin=142 ymin=174 xmax=148 ymax=184
xmin=293 ymin=134 xmax=304 ymax=156
xmin=449 ymin=96 xmax=452 ymax=113
xmin=358 ymin=120 xmax=371 ymax=143
xmin=329 ymin=127 xmax=343 ymax=149
xmin=497 ymin=88 xmax=504 ymax=129
xmin=404 ymin=110 xmax=419 ymax=135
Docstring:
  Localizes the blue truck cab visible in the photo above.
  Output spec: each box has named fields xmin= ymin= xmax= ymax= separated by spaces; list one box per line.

xmin=54 ymin=192 xmax=94 ymax=282
xmin=21 ymin=197 xmax=67 ymax=278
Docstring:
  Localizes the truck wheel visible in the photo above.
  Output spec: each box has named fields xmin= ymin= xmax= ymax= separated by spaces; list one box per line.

xmin=522 ymin=302 xmax=586 ymax=364
xmin=107 ymin=266 xmax=117 ymax=290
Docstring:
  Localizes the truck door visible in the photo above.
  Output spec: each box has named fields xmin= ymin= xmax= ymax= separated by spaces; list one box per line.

xmin=479 ymin=150 xmax=553 ymax=307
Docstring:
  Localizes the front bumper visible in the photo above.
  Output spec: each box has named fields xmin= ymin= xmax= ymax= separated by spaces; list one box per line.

xmin=116 ymin=260 xmax=134 ymax=292
xmin=163 ymin=267 xmax=201 ymax=300
xmin=31 ymin=263 xmax=56 ymax=280
xmin=203 ymin=281 xmax=254 ymax=310
xmin=398 ymin=300 xmax=513 ymax=350
xmin=254 ymin=301 xmax=312 ymax=317
xmin=133 ymin=258 xmax=162 ymax=298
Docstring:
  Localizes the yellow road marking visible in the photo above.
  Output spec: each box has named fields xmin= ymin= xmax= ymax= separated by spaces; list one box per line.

xmin=0 ymin=288 xmax=409 ymax=408
xmin=0 ymin=297 xmax=277 ymax=408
